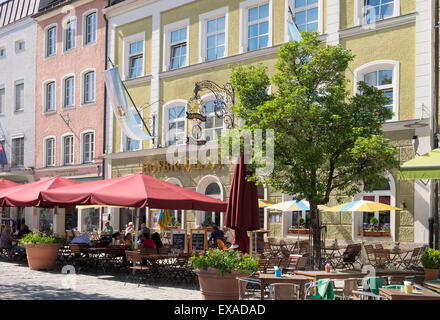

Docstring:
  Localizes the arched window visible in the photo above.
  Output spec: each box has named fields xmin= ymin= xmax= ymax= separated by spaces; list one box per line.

xmin=163 ymin=101 xmax=187 ymax=146
xmin=361 ymin=180 xmax=392 ymax=231
xmin=202 ymin=182 xmax=222 ymax=227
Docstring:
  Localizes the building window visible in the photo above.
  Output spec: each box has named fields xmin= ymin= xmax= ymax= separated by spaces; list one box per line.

xmin=203 ymin=182 xmax=222 ymax=227
xmin=0 ymin=87 xmax=4 ymax=114
xmin=82 ymin=132 xmax=94 ymax=163
xmin=46 ymin=26 xmax=57 ymax=57
xmin=202 ymin=99 xmax=224 ymax=142
xmin=0 ymin=47 xmax=5 ymax=57
xmin=291 ymin=0 xmax=319 ymax=32
xmin=206 ymin=16 xmax=225 ymax=61
xmin=128 ymin=40 xmax=144 ymax=79
xmin=64 ymin=77 xmax=74 ymax=108
xmin=248 ymin=3 xmax=269 ymax=51
xmin=125 ymin=112 xmax=142 ymax=151
xmin=83 ymin=71 xmax=95 ymax=104
xmin=45 ymin=138 xmax=55 ymax=167
xmin=84 ymin=12 xmax=97 ymax=45
xmin=170 ymin=27 xmax=187 ymax=70
xmin=63 ymin=135 xmax=74 ymax=165
xmin=45 ymin=81 xmax=56 ymax=112
xmin=355 ymin=61 xmax=399 ymax=122
xmin=269 ymin=212 xmax=282 ymax=223
xmin=64 ymin=19 xmax=76 ymax=51
xmin=15 ymin=40 xmax=25 ymax=52
xmin=364 ymin=0 xmax=394 ymax=23
xmin=167 ymin=106 xmax=186 ymax=146
xmin=361 ymin=180 xmax=393 ymax=233
xmin=11 ymin=137 xmax=24 ymax=168
xmin=15 ymin=82 xmax=24 ymax=111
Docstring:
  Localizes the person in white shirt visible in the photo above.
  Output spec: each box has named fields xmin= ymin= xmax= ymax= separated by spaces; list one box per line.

xmin=126 ymin=222 xmax=135 ymax=235
xmin=223 ymin=227 xmax=233 ymax=246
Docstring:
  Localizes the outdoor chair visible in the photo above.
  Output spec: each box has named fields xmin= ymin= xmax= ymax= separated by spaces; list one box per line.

xmin=269 ymin=283 xmax=301 ymax=300
xmin=237 ymin=277 xmax=261 ymax=300
xmin=283 ymin=256 xmax=308 ymax=274
xmin=337 ymin=278 xmax=360 ymax=300
xmin=363 ymin=244 xmax=376 ymax=267
xmin=298 ymin=240 xmax=310 ymax=256
xmin=104 ymin=245 xmax=128 ymax=273
xmin=352 ymin=290 xmax=386 ymax=300
xmin=374 ymin=249 xmax=391 ymax=269
xmin=400 ymin=247 xmax=424 ymax=270
xmin=65 ymin=230 xmax=74 ymax=243
xmin=361 ymin=276 xmax=384 ymax=296
xmin=69 ymin=243 xmax=91 ymax=271
xmin=304 ymin=279 xmax=335 ymax=300
xmin=375 ymin=243 xmax=384 ymax=250
xmin=216 ymin=238 xmax=227 ymax=251
xmin=124 ymin=250 xmax=151 ymax=286
xmin=340 ymin=243 xmax=362 ymax=270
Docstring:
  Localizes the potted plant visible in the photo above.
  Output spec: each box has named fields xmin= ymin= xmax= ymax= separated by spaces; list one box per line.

xmin=362 ymin=217 xmax=390 ymax=236
xmin=289 ymin=217 xmax=311 ymax=234
xmin=190 ymin=248 xmax=259 ymax=300
xmin=421 ymin=248 xmax=440 ymax=281
xmin=167 ymin=216 xmax=181 ymax=230
xmin=19 ymin=230 xmax=65 ymax=271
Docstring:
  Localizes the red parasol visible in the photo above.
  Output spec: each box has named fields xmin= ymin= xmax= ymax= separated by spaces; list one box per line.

xmin=224 ymin=156 xmax=260 ymax=254
xmin=0 ymin=179 xmax=20 ymax=190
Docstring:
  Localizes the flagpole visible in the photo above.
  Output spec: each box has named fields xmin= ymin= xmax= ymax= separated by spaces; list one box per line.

xmin=107 ymin=57 xmax=153 ymax=138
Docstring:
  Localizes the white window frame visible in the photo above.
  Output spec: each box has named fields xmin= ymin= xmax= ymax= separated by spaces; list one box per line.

xmin=123 ymin=32 xmax=145 ymax=80
xmin=80 ymin=129 xmax=95 ymax=164
xmin=44 ymin=23 xmax=58 ymax=58
xmin=121 ymin=108 xmax=143 ymax=152
xmin=198 ymin=7 xmax=229 ymax=63
xmin=15 ymin=39 xmax=25 ymax=53
xmin=80 ymin=68 xmax=96 ymax=105
xmin=0 ymin=85 xmax=5 ymax=115
xmin=195 ymin=175 xmax=225 ymax=229
xmin=43 ymin=136 xmax=56 ymax=168
xmin=43 ymin=79 xmax=56 ymax=113
xmin=0 ymin=46 xmax=6 ymax=58
xmin=354 ymin=0 xmax=400 ymax=26
xmin=61 ymin=133 xmax=74 ymax=166
xmin=163 ymin=19 xmax=190 ymax=72
xmin=11 ymin=135 xmax=24 ymax=168
xmin=61 ymin=74 xmax=75 ymax=109
xmin=162 ymin=99 xmax=187 ymax=147
xmin=62 ymin=17 xmax=77 ymax=53
xmin=354 ymin=60 xmax=399 ymax=122
xmin=82 ymin=9 xmax=98 ymax=47
xmin=199 ymin=93 xmax=227 ymax=144
xmin=14 ymin=80 xmax=24 ymax=112
xmin=239 ymin=0 xmax=273 ymax=54
xmin=285 ymin=0 xmax=323 ymax=41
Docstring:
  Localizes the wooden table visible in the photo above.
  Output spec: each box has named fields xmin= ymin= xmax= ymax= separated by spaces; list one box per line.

xmin=294 ymin=270 xmax=365 ymax=281
xmin=379 ymin=287 xmax=440 ymax=300
xmin=424 ymin=281 xmax=440 ymax=293
xmin=258 ymin=273 xmax=309 ymax=300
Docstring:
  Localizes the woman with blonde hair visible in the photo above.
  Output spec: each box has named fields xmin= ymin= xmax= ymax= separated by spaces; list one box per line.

xmin=0 ymin=225 xmax=13 ymax=249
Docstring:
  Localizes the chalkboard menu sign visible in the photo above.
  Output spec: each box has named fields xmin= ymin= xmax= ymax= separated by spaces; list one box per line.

xmin=190 ymin=229 xmax=207 ymax=253
xmin=172 ymin=230 xmax=187 ymax=252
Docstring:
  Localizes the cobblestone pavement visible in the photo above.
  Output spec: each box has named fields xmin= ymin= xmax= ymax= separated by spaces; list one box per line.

xmin=0 ymin=261 xmax=202 ymax=300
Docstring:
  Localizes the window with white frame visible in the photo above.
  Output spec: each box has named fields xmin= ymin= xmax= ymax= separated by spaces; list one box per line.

xmin=247 ymin=3 xmax=270 ymax=51
xmin=45 ymin=81 xmax=56 ymax=112
xmin=46 ymin=26 xmax=57 ymax=57
xmin=202 ymin=182 xmax=222 ymax=226
xmin=82 ymin=132 xmax=94 ymax=163
xmin=364 ymin=0 xmax=394 ymax=23
xmin=355 ymin=61 xmax=398 ymax=121
xmin=170 ymin=27 xmax=188 ymax=70
xmin=0 ymin=87 xmax=4 ymax=114
xmin=167 ymin=105 xmax=186 ymax=146
xmin=361 ymin=180 xmax=393 ymax=233
xmin=202 ymin=99 xmax=224 ymax=142
xmin=45 ymin=138 xmax=55 ymax=167
xmin=15 ymin=81 xmax=24 ymax=111
xmin=64 ymin=19 xmax=76 ymax=51
xmin=64 ymin=76 xmax=74 ymax=108
xmin=11 ymin=137 xmax=24 ymax=168
xmin=291 ymin=0 xmax=319 ymax=32
xmin=128 ymin=40 xmax=144 ymax=79
xmin=125 ymin=112 xmax=142 ymax=151
xmin=0 ymin=47 xmax=5 ymax=57
xmin=206 ymin=16 xmax=226 ymax=61
xmin=83 ymin=71 xmax=95 ymax=104
xmin=84 ymin=12 xmax=97 ymax=45
xmin=63 ymin=135 xmax=74 ymax=165
xmin=15 ymin=40 xmax=25 ymax=52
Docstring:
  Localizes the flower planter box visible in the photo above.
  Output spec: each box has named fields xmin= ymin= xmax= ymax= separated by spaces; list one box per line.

xmin=167 ymin=226 xmax=181 ymax=230
xmin=23 ymin=243 xmax=62 ymax=270
xmin=361 ymin=230 xmax=390 ymax=237
xmin=195 ymin=267 xmax=247 ymax=300
xmin=288 ymin=228 xmax=311 ymax=234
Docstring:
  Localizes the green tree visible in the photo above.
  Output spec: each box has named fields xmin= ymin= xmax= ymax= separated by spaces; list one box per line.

xmin=230 ymin=32 xmax=399 ymax=268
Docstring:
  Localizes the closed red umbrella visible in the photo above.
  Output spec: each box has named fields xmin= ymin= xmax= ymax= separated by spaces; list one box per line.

xmin=224 ymin=156 xmax=260 ymax=254
xmin=40 ymin=173 xmax=228 ymax=211
xmin=0 ymin=179 xmax=19 ymax=190
xmin=2 ymin=177 xmax=82 ymax=207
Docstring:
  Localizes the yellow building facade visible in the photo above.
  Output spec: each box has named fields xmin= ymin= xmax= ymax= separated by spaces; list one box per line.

xmin=103 ymin=0 xmax=436 ymax=244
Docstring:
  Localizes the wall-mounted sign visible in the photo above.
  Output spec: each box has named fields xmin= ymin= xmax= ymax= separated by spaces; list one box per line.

xmin=142 ymin=159 xmax=223 ymax=174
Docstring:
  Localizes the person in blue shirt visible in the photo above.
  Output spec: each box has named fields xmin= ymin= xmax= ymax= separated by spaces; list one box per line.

xmin=70 ymin=233 xmax=93 ymax=247
xmin=208 ymin=225 xmax=224 ymax=248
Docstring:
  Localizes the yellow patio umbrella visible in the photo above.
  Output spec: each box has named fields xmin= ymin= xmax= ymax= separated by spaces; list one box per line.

xmin=266 ymin=199 xmax=328 ymax=211
xmin=323 ymin=200 xmax=401 ymax=213
xmin=158 ymin=209 xmax=171 ymax=230
xmin=258 ymin=200 xmax=276 ymax=208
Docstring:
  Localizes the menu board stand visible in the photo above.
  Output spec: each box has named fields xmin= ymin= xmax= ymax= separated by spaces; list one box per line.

xmin=190 ymin=229 xmax=207 ymax=253
xmin=171 ymin=230 xmax=187 ymax=253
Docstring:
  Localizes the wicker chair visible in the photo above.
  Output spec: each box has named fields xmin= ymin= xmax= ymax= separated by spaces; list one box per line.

xmin=125 ymin=250 xmax=150 ymax=286
xmin=269 ymin=283 xmax=301 ymax=300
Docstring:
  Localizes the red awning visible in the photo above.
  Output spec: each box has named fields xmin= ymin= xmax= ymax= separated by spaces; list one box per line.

xmin=2 ymin=177 xmax=82 ymax=207
xmin=0 ymin=179 xmax=20 ymax=190
xmin=40 ymin=173 xmax=228 ymax=212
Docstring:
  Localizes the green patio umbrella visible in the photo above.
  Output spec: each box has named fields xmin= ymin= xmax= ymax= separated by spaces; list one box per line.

xmin=398 ymin=148 xmax=440 ymax=180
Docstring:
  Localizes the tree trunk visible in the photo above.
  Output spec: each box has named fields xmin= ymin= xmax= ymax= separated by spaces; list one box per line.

xmin=310 ymin=203 xmax=321 ymax=270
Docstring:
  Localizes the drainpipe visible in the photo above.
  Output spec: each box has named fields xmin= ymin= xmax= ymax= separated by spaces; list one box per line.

xmin=102 ymin=2 xmax=110 ymax=181
xmin=433 ymin=0 xmax=439 ymax=250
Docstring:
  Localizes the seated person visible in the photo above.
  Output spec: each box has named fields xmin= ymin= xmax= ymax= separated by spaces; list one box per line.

xmin=208 ymin=225 xmax=224 ymax=248
xmin=70 ymin=232 xmax=93 ymax=247
xmin=151 ymin=232 xmax=163 ymax=253
xmin=111 ymin=232 xmax=122 ymax=245
xmin=123 ymin=233 xmax=133 ymax=247
xmin=0 ymin=225 xmax=13 ymax=249
xmin=17 ymin=224 xmax=32 ymax=239
xmin=140 ymin=232 xmax=156 ymax=249
xmin=223 ymin=227 xmax=233 ymax=247
xmin=137 ymin=223 xmax=150 ymax=243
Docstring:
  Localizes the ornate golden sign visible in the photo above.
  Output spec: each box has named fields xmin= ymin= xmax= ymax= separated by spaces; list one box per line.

xmin=142 ymin=159 xmax=223 ymax=174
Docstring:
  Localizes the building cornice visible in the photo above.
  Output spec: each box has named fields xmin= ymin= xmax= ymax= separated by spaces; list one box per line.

xmin=123 ymin=74 xmax=152 ymax=87
xmin=103 ymin=0 xmax=160 ymax=18
xmin=33 ymin=0 xmax=93 ymax=21
xmin=339 ymin=12 xmax=418 ymax=39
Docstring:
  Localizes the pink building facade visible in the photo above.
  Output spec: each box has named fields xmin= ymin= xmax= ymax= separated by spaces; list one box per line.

xmin=34 ymin=0 xmax=107 ymax=182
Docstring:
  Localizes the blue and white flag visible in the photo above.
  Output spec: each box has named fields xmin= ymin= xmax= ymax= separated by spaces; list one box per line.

xmin=0 ymin=140 xmax=7 ymax=165
xmin=288 ymin=20 xmax=302 ymax=42
xmin=104 ymin=67 xmax=154 ymax=141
